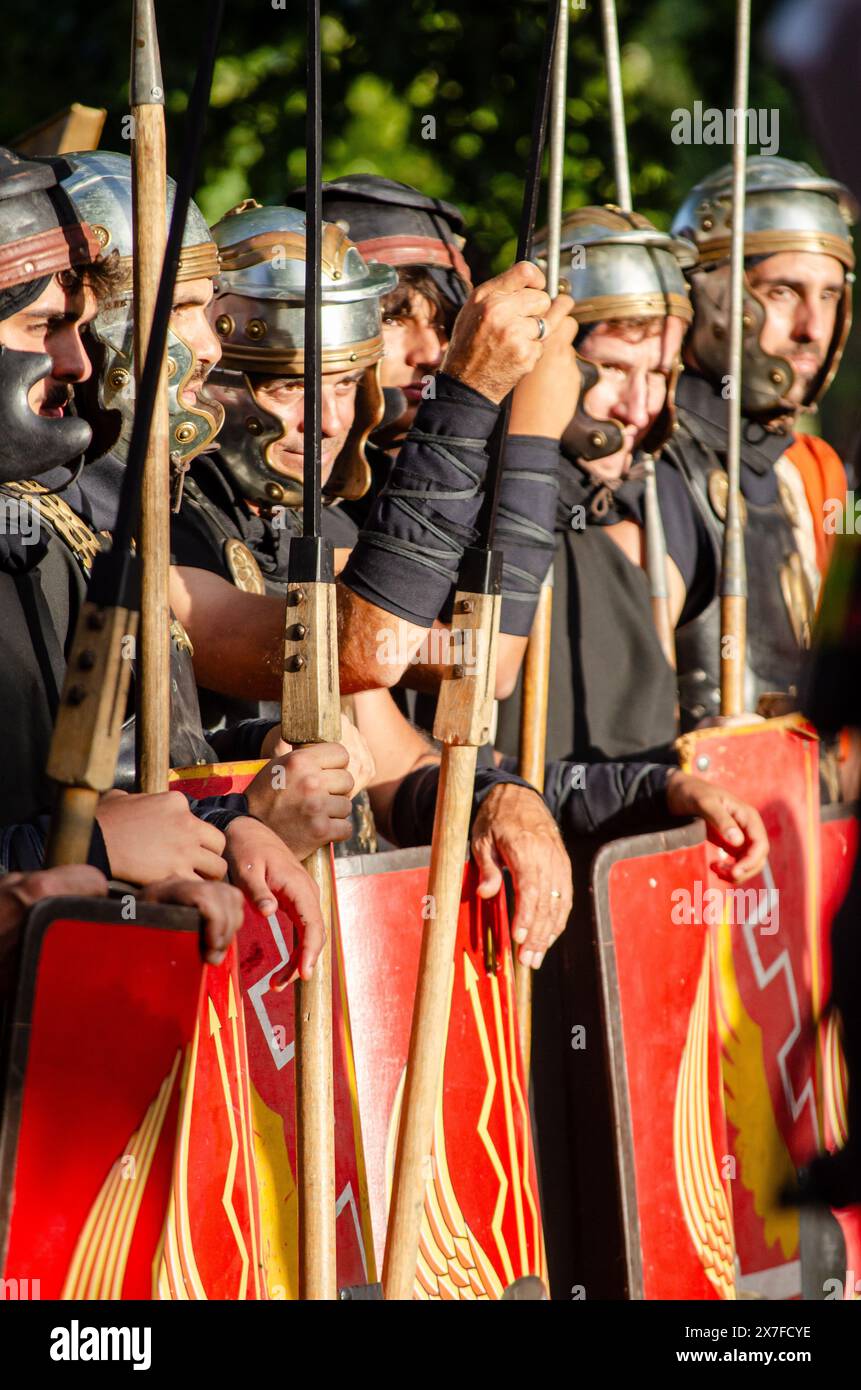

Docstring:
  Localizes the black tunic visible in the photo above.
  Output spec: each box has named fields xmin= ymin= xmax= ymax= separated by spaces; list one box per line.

xmin=495 ymin=454 xmax=682 ymax=764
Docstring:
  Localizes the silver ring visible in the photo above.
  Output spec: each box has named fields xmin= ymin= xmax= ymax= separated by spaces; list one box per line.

xmin=535 ymin=316 xmax=547 ymax=341
xmin=549 ymin=888 xmax=562 ymax=900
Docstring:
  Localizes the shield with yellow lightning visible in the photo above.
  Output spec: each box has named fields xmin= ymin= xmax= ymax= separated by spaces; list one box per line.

xmin=0 ymin=897 xmax=263 ymax=1298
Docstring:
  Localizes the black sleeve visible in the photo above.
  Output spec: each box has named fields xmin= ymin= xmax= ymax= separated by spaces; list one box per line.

xmin=539 ymin=757 xmax=674 ymax=839
xmin=390 ymin=759 xmax=535 ymax=847
xmin=0 ymin=816 xmax=111 ymax=875
xmin=205 ymin=720 xmax=276 ymax=762
xmin=170 ymin=501 xmax=228 ymax=577
xmin=655 ymin=457 xmax=716 ymax=626
xmin=186 ymin=794 xmax=251 ymax=834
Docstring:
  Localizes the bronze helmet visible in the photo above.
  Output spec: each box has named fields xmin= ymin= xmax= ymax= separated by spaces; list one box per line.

xmin=207 ymin=201 xmax=397 ymax=508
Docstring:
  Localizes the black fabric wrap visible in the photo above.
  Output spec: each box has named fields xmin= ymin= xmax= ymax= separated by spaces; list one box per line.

xmin=187 ymin=793 xmax=250 ymax=836
xmin=496 ymin=436 xmax=559 ymax=635
xmin=390 ymin=752 xmax=673 ymax=848
xmin=341 ymin=373 xmax=500 ymax=625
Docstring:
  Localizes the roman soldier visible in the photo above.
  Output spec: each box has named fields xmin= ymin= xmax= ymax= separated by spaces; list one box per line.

xmin=666 ymin=155 xmax=856 ymax=729
xmin=494 ymin=206 xmax=697 ymax=763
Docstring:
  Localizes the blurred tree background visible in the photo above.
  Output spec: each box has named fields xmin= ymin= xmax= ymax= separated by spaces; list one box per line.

xmin=1 ymin=0 xmax=858 ymax=456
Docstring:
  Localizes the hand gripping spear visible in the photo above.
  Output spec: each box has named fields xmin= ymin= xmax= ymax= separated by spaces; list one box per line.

xmin=382 ymin=0 xmax=563 ymax=1303
xmin=515 ymin=0 xmax=570 ymax=1078
xmin=44 ymin=1 xmax=225 ymax=867
xmin=131 ymin=0 xmax=171 ymax=794
xmin=278 ymin=0 xmax=340 ymax=1302
xmin=720 ymin=0 xmax=752 ymax=717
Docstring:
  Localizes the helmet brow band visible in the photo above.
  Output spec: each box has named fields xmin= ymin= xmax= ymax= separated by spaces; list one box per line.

xmin=697 ymin=230 xmax=855 ymax=271
xmin=0 ymin=223 xmax=103 ymax=292
xmin=573 ymin=291 xmax=693 ymax=326
xmin=355 ymin=235 xmax=473 ymax=288
xmin=219 ymin=333 xmax=384 ymax=375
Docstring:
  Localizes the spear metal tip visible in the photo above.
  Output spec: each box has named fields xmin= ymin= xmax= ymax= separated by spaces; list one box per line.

xmin=130 ymin=0 xmax=165 ymax=108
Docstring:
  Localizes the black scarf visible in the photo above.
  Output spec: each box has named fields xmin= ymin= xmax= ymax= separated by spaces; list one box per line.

xmin=556 ymin=449 xmax=647 ymax=530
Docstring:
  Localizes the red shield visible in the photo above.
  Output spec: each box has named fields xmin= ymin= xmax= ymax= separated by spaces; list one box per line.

xmin=591 ymin=825 xmax=736 ymax=1299
xmin=0 ymin=897 xmax=232 ymax=1298
xmin=335 ymin=847 xmax=546 ymax=1299
xmin=677 ymin=716 xmax=858 ymax=1297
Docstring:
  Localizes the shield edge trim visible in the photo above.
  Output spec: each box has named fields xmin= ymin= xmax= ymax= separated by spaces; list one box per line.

xmin=0 ymin=897 xmax=200 ymax=1274
xmin=590 ymin=819 xmax=707 ymax=1301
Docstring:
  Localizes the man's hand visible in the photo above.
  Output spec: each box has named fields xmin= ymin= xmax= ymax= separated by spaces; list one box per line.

xmin=246 ymin=742 xmax=357 ymax=858
xmin=508 ymin=308 xmax=580 ymax=439
xmin=143 ymin=878 xmax=245 ymax=966
xmin=666 ymin=771 xmax=769 ymax=882
xmin=470 ymin=783 xmax=573 ymax=969
xmin=443 ymin=262 xmax=575 ymax=404
xmin=224 ymin=817 xmax=325 ymax=981
xmin=95 ymin=790 xmax=228 ymax=884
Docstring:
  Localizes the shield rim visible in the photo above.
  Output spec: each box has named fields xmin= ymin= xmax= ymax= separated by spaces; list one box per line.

xmin=590 ymin=819 xmax=707 ymax=1300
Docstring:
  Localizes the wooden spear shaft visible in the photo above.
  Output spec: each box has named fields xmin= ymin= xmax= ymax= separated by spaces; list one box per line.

xmin=281 ymin=0 xmax=339 ymax=1302
xmin=720 ymin=0 xmax=751 ymax=717
xmin=132 ymin=0 xmax=171 ymax=793
xmin=513 ymin=0 xmax=570 ymax=1073
xmin=383 ymin=583 xmax=502 ymax=1301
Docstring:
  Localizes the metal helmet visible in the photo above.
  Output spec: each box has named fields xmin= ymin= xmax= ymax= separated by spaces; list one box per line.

xmin=0 ymin=146 xmax=100 ymax=482
xmin=58 ymin=149 xmax=223 ymax=470
xmin=207 ymin=200 xmax=397 ymax=507
xmin=287 ymin=175 xmax=472 ymax=310
xmin=672 ymin=156 xmax=857 ymax=416
xmin=533 ymin=206 xmax=695 ymax=461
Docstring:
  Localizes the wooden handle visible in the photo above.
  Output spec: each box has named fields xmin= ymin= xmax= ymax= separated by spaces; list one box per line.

xmin=296 ymin=846 xmax=338 ymax=1300
xmin=514 ymin=579 xmax=554 ymax=1075
xmin=382 ymin=743 xmax=478 ymax=1301
xmin=518 ymin=582 xmax=553 ymax=787
xmin=45 ymin=787 xmax=101 ymax=868
xmin=720 ymin=593 xmax=747 ymax=717
xmin=133 ymin=103 xmax=171 ymax=793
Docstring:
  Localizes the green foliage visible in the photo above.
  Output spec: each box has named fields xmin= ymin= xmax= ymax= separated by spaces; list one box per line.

xmin=0 ymin=0 xmax=854 ymax=451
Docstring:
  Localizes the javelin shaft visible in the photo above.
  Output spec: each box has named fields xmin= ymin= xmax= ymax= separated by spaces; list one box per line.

xmin=720 ymin=0 xmax=751 ymax=716
xmin=475 ymin=0 xmax=562 ymax=553
xmin=303 ymin=0 xmax=323 ymax=540
xmin=599 ymin=0 xmax=632 ymax=210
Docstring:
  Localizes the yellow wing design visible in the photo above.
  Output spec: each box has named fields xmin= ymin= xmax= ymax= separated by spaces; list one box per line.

xmin=673 ymin=941 xmax=737 ymax=1298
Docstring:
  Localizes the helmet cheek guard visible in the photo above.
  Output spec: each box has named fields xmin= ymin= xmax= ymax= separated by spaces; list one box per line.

xmin=561 ymin=354 xmax=625 ymax=463
xmin=204 ymin=366 xmax=301 ymax=508
xmin=0 ymin=346 xmax=92 ymax=483
xmin=166 ymin=329 xmax=224 ymax=473
xmin=325 ymin=359 xmax=384 ymax=502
